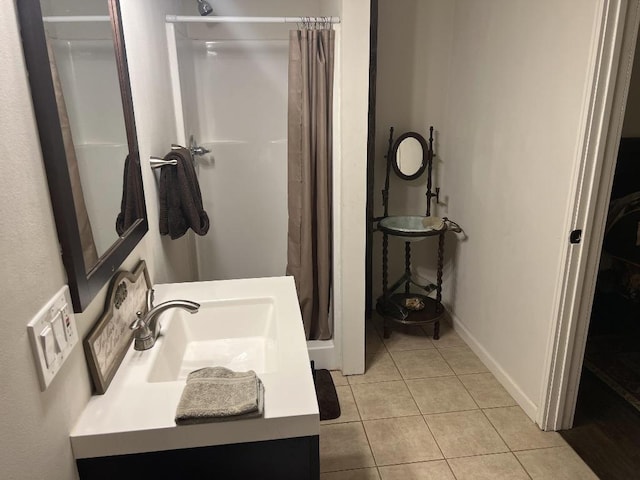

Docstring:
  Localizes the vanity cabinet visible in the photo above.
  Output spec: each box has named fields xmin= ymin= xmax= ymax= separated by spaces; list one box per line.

xmin=76 ymin=436 xmax=319 ymax=480
xmin=71 ymin=277 xmax=320 ymax=480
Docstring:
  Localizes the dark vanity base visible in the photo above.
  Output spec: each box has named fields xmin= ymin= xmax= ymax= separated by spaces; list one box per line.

xmin=77 ymin=435 xmax=319 ymax=480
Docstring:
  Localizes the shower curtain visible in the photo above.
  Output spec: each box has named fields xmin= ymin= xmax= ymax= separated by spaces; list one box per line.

xmin=286 ymin=28 xmax=335 ymax=340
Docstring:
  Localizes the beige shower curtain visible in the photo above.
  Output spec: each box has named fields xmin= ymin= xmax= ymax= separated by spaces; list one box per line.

xmin=46 ymin=38 xmax=99 ymax=269
xmin=287 ymin=28 xmax=335 ymax=340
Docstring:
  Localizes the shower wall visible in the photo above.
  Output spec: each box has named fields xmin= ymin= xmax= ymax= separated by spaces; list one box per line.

xmin=171 ymin=0 xmax=339 ymax=282
xmin=181 ymin=36 xmax=289 ymax=281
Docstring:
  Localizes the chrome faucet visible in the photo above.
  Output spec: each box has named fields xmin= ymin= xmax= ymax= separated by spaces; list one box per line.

xmin=130 ymin=290 xmax=200 ymax=351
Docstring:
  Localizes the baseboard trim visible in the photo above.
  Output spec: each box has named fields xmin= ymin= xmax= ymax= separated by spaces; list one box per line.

xmin=448 ymin=312 xmax=539 ymax=422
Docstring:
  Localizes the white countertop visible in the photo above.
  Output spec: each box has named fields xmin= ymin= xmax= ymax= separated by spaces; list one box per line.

xmin=70 ymin=277 xmax=319 ymax=459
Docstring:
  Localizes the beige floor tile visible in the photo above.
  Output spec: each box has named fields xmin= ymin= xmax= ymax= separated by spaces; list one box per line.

xmin=425 ymin=410 xmax=508 ymax=458
xmin=331 ymin=370 xmax=349 ymax=387
xmin=321 ymin=468 xmax=381 ymax=480
xmin=364 ymin=416 xmax=443 ymax=466
xmin=378 ymin=460 xmax=455 ymax=480
xmin=438 ymin=346 xmax=488 ymax=375
xmin=484 ymin=406 xmax=566 ymax=451
xmin=390 ymin=349 xmax=454 ymax=379
xmin=351 ymin=380 xmax=419 ymax=420
xmin=320 ymin=422 xmax=375 ymax=472
xmin=349 ymin=351 xmax=402 ymax=385
xmin=458 ymin=373 xmax=517 ymax=408
xmin=382 ymin=325 xmax=435 ymax=352
xmin=322 ymin=386 xmax=361 ymax=425
xmin=423 ymin=320 xmax=466 ymax=347
xmin=406 ymin=376 xmax=478 ymax=414
xmin=448 ymin=452 xmax=529 ymax=479
xmin=515 ymin=446 xmax=599 ymax=479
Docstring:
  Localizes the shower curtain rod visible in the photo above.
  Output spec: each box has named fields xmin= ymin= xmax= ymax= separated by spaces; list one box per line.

xmin=165 ymin=15 xmax=340 ymax=24
xmin=42 ymin=16 xmax=110 ymax=23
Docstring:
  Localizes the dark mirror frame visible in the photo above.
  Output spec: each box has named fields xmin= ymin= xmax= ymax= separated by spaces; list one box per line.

xmin=391 ymin=131 xmax=428 ymax=180
xmin=18 ymin=0 xmax=148 ymax=312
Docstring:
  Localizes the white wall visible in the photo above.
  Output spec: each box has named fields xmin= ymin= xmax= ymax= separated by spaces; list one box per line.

xmin=0 ymin=0 xmax=192 ymax=478
xmin=375 ymin=0 xmax=603 ymax=419
xmin=0 ymin=3 xmax=93 ymax=478
xmin=441 ymin=0 xmax=601 ymax=418
xmin=339 ymin=0 xmax=370 ymax=374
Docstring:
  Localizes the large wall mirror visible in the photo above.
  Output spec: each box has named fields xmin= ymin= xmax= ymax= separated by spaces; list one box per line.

xmin=18 ymin=0 xmax=148 ymax=312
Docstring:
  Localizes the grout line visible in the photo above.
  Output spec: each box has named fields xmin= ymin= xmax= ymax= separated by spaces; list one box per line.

xmin=348 ymin=384 xmax=364 ymax=422
xmin=477 ymin=403 xmax=512 ymax=454
xmin=444 ymin=459 xmax=461 ymax=480
xmin=359 ymin=419 xmax=377 ymax=466
xmin=511 ymin=450 xmax=535 ymax=480
xmin=416 ymin=407 xmax=447 ymax=462
xmin=453 ymin=369 xmax=482 ymax=410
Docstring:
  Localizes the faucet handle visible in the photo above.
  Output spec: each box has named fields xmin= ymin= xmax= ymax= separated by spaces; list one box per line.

xmin=130 ymin=311 xmax=148 ymax=331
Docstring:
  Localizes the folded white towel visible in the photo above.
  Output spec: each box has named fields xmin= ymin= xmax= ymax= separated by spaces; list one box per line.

xmin=175 ymin=367 xmax=264 ymax=425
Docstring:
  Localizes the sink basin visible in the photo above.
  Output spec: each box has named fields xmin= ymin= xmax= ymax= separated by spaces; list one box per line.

xmin=378 ymin=215 xmax=446 ymax=242
xmin=148 ymin=298 xmax=277 ymax=383
xmin=70 ymin=276 xmax=319 ymax=460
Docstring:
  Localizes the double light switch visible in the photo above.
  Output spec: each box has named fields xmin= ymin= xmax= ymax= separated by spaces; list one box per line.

xmin=27 ymin=286 xmax=79 ymax=391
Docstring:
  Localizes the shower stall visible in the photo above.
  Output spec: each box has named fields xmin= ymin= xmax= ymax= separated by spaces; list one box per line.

xmin=164 ymin=7 xmax=341 ymax=367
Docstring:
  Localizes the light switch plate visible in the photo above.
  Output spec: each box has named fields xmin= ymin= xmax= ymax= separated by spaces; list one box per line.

xmin=27 ymin=285 xmax=79 ymax=391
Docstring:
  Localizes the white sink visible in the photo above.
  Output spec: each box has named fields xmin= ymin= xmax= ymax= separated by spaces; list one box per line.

xmin=70 ymin=277 xmax=318 ymax=460
xmin=148 ymin=298 xmax=278 ymax=382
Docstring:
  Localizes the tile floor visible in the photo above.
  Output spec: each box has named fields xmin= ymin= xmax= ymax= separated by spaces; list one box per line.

xmin=319 ymin=316 xmax=599 ymax=479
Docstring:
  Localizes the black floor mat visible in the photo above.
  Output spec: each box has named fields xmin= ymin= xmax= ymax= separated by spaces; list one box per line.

xmin=313 ymin=369 xmax=341 ymax=421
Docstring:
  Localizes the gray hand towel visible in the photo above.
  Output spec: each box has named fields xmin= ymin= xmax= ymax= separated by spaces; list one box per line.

xmin=175 ymin=367 xmax=265 ymax=425
xmin=159 ymin=147 xmax=210 ymax=239
xmin=116 ymin=154 xmax=145 ymax=236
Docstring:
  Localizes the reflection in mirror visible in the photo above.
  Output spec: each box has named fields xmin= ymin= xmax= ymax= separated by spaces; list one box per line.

xmin=41 ymin=1 xmax=128 ymax=266
xmin=392 ymin=132 xmax=428 ymax=180
xmin=396 ymin=137 xmax=423 ymax=177
xmin=18 ymin=0 xmax=148 ymax=312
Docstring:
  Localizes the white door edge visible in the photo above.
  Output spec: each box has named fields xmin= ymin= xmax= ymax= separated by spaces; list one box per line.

xmin=539 ymin=0 xmax=640 ymax=431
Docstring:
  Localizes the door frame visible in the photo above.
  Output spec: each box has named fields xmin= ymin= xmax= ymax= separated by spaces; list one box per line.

xmin=540 ymin=0 xmax=640 ymax=431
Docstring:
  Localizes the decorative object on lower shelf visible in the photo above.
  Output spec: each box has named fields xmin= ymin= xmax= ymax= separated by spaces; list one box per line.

xmin=404 ymin=296 xmax=425 ymax=311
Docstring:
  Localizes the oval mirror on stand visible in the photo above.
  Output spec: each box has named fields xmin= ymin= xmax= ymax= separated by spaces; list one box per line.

xmin=391 ymin=132 xmax=428 ymax=180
